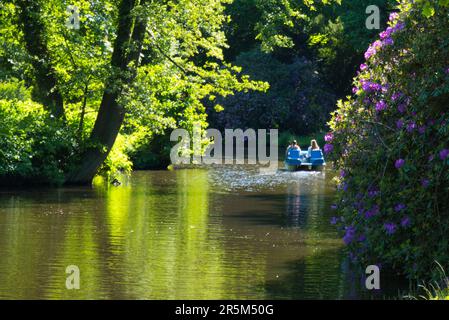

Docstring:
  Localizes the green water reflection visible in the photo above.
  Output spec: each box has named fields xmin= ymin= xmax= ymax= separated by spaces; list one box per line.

xmin=0 ymin=168 xmax=390 ymax=299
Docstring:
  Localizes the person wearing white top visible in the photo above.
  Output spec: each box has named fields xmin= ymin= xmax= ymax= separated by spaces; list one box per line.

xmin=307 ymin=139 xmax=320 ymax=158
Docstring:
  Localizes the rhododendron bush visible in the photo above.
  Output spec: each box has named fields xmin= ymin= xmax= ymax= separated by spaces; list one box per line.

xmin=327 ymin=0 xmax=449 ymax=279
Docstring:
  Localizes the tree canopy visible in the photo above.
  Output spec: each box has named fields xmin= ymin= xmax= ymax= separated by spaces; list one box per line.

xmin=0 ymin=0 xmax=266 ymax=184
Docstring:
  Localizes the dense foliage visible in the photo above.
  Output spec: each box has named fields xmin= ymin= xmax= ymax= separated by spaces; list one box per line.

xmin=208 ymin=49 xmax=335 ymax=135
xmin=327 ymin=0 xmax=449 ymax=280
xmin=209 ymin=0 xmax=395 ymax=136
xmin=0 ymin=0 xmax=266 ymax=183
xmin=0 ymin=82 xmax=78 ymax=184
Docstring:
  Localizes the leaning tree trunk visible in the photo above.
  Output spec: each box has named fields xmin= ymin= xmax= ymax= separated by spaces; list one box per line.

xmin=17 ymin=0 xmax=65 ymax=118
xmin=67 ymin=0 xmax=147 ymax=185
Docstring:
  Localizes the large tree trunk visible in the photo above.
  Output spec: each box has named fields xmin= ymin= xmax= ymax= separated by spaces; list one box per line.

xmin=67 ymin=0 xmax=148 ymax=185
xmin=17 ymin=0 xmax=65 ymax=118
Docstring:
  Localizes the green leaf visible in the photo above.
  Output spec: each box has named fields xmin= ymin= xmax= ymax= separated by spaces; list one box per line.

xmin=422 ymin=3 xmax=435 ymax=18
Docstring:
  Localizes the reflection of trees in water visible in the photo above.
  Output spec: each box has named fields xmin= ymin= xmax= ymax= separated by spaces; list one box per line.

xmin=285 ymin=181 xmax=307 ymax=228
xmin=0 ymin=170 xmax=402 ymax=299
xmin=284 ymin=173 xmax=329 ymax=231
xmin=0 ymin=170 xmax=268 ymax=299
xmin=277 ymin=173 xmax=381 ymax=299
xmin=263 ymin=247 xmax=386 ymax=299
xmin=264 ymin=247 xmax=347 ymax=299
xmin=0 ymin=189 xmax=110 ymax=299
xmin=278 ymin=177 xmax=347 ymax=299
xmin=338 ymin=256 xmax=409 ymax=300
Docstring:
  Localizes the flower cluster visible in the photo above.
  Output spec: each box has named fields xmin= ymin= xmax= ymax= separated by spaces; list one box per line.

xmin=364 ymin=17 xmax=404 ymax=61
xmin=327 ymin=2 xmax=449 ymax=280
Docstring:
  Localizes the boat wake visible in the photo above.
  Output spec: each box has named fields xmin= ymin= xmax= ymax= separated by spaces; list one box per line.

xmin=207 ymin=164 xmax=327 ymax=193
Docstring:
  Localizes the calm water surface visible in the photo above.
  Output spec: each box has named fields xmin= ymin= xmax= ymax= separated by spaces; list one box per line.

xmin=0 ymin=166 xmax=401 ymax=299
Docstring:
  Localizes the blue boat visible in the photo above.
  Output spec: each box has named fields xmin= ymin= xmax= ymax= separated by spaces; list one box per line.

xmin=284 ymin=149 xmax=326 ymax=171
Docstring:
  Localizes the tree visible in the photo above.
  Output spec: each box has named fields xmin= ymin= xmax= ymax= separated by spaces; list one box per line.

xmin=67 ymin=0 xmax=144 ymax=184
xmin=16 ymin=0 xmax=65 ymax=118
xmin=1 ymin=0 xmax=266 ymax=185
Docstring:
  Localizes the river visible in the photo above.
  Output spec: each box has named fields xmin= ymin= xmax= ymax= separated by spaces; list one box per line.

xmin=0 ymin=165 xmax=403 ymax=299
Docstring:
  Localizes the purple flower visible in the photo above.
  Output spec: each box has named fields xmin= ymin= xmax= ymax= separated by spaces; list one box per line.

xmin=372 ymin=83 xmax=382 ymax=92
xmin=365 ymin=205 xmax=379 ymax=218
xmin=391 ymin=92 xmax=402 ymax=101
xmin=406 ymin=122 xmax=417 ymax=133
xmin=397 ymin=103 xmax=407 ymax=113
xmin=368 ymin=187 xmax=379 ymax=198
xmin=343 ymin=226 xmax=356 ymax=245
xmin=380 ymin=31 xmax=389 ymax=40
xmin=379 ymin=26 xmax=398 ymax=44
xmin=394 ymin=203 xmax=406 ymax=212
xmin=364 ymin=47 xmax=376 ymax=60
xmin=384 ymin=222 xmax=397 ymax=235
xmin=324 ymin=144 xmax=334 ymax=154
xmin=337 ymin=181 xmax=347 ymax=191
xmin=352 ymin=87 xmax=358 ymax=94
xmin=439 ymin=149 xmax=449 ymax=160
xmin=354 ymin=201 xmax=364 ymax=211
xmin=373 ymin=40 xmax=382 ymax=48
xmin=340 ymin=170 xmax=347 ymax=178
xmin=396 ymin=119 xmax=404 ymax=129
xmin=330 ymin=204 xmax=338 ymax=210
xmin=360 ymin=63 xmax=368 ymax=71
xmin=393 ymin=22 xmax=405 ymax=32
xmin=324 ymin=132 xmax=334 ymax=142
xmin=363 ymin=98 xmax=371 ymax=105
xmin=428 ymin=154 xmax=435 ymax=162
xmin=445 ymin=68 xmax=449 ymax=75
xmin=421 ymin=179 xmax=430 ymax=188
xmin=358 ymin=234 xmax=366 ymax=242
xmin=382 ymin=38 xmax=394 ymax=46
xmin=330 ymin=217 xmax=339 ymax=225
xmin=357 ymin=207 xmax=365 ymax=216
xmin=364 ymin=41 xmax=382 ymax=60
xmin=389 ymin=12 xmax=399 ymax=21
xmin=401 ymin=216 xmax=410 ymax=228
xmin=375 ymin=100 xmax=387 ymax=112
xmin=418 ymin=126 xmax=426 ymax=134
xmin=395 ymin=159 xmax=405 ymax=169
xmin=360 ymin=81 xmax=369 ymax=91
xmin=361 ymin=81 xmax=382 ymax=93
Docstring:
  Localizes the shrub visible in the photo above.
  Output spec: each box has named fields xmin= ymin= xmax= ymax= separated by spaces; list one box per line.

xmin=404 ymin=262 xmax=449 ymax=300
xmin=208 ymin=49 xmax=336 ymax=135
xmin=0 ymin=98 xmax=78 ymax=185
xmin=327 ymin=1 xmax=449 ymax=280
xmin=98 ymin=133 xmax=133 ymax=181
xmin=0 ymin=79 xmax=31 ymax=101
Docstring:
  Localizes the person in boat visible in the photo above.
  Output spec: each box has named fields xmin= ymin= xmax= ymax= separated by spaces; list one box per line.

xmin=307 ymin=139 xmax=320 ymax=158
xmin=286 ymin=140 xmax=301 ymax=158
xmin=286 ymin=140 xmax=301 ymax=152
xmin=291 ymin=140 xmax=301 ymax=151
xmin=286 ymin=141 xmax=292 ymax=156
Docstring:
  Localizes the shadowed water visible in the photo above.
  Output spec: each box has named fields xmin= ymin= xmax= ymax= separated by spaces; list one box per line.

xmin=0 ymin=166 xmax=402 ymax=299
